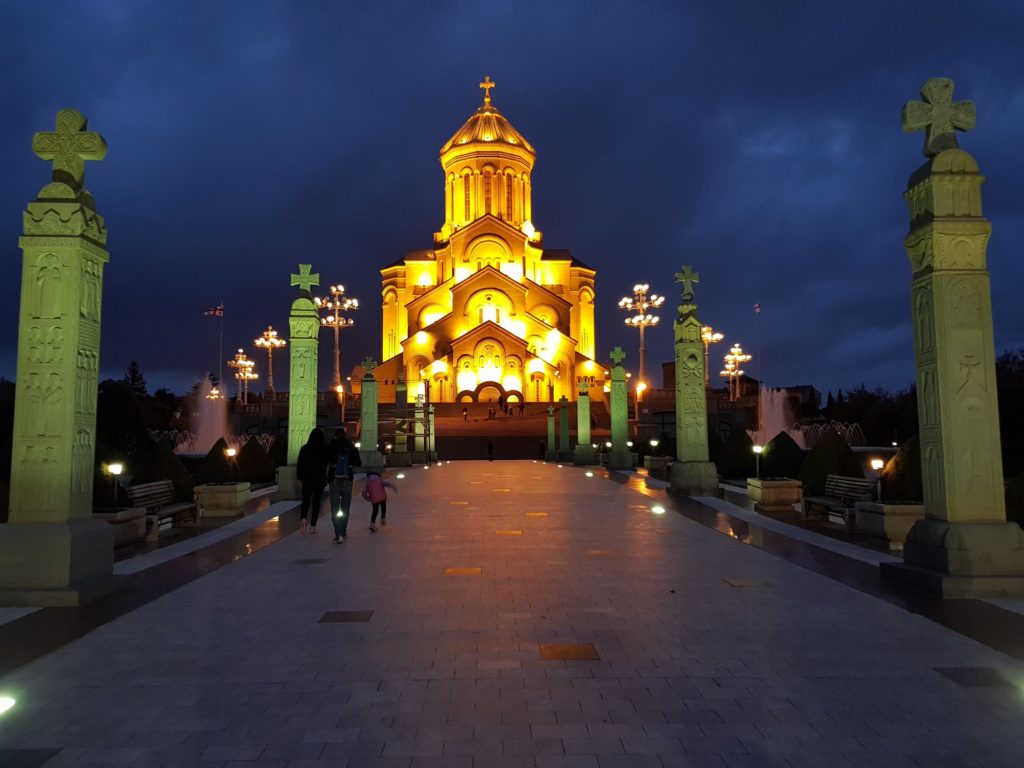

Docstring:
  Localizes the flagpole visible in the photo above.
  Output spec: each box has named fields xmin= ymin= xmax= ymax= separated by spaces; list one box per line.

xmin=755 ymin=298 xmax=761 ymax=442
xmin=218 ymin=300 xmax=224 ymax=394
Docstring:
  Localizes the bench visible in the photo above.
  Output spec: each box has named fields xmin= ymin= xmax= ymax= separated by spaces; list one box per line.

xmin=124 ymin=480 xmax=201 ymax=540
xmin=804 ymin=474 xmax=875 ymax=527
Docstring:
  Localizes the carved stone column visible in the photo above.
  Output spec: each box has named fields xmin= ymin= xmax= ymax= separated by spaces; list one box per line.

xmin=607 ymin=346 xmax=632 ymax=470
xmin=359 ymin=358 xmax=384 ymax=471
xmin=882 ymin=78 xmax=1024 ymax=597
xmin=0 ymin=109 xmax=117 ymax=606
xmin=574 ymin=381 xmax=594 ymax=465
xmin=557 ymin=395 xmax=570 ymax=457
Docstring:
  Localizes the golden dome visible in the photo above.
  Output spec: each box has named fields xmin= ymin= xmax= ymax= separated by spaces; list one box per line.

xmin=440 ymin=76 xmax=535 ymax=156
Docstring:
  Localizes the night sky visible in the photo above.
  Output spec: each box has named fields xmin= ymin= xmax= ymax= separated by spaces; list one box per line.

xmin=2 ymin=1 xmax=1023 ymax=398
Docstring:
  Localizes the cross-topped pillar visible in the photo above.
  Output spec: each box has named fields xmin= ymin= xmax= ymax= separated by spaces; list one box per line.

xmin=546 ymin=405 xmax=556 ymax=461
xmin=360 ymin=358 xmax=384 ymax=470
xmin=286 ymin=264 xmax=320 ymax=467
xmin=669 ymin=265 xmax=718 ymax=495
xmin=0 ymin=109 xmax=117 ymax=606
xmin=574 ymin=380 xmax=594 ymax=466
xmin=881 ymin=78 xmax=1024 ymax=598
xmin=606 ymin=347 xmax=632 ymax=470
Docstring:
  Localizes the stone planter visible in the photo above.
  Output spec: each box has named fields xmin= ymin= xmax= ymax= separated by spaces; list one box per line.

xmin=195 ymin=481 xmax=251 ymax=518
xmin=93 ymin=506 xmax=147 ymax=547
xmin=643 ymin=455 xmax=672 ymax=479
xmin=854 ymin=501 xmax=925 ymax=551
xmin=747 ymin=478 xmax=803 ymax=521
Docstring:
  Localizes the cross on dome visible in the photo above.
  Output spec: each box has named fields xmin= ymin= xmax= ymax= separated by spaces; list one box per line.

xmin=290 ymin=263 xmax=320 ymax=295
xmin=479 ymin=75 xmax=495 ymax=105
xmin=610 ymin=346 xmax=626 ymax=366
xmin=902 ymin=77 xmax=975 ymax=157
xmin=675 ymin=265 xmax=699 ymax=301
xmin=32 ymin=108 xmax=107 ymax=188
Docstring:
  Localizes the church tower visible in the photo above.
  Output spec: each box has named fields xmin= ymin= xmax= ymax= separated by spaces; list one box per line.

xmin=376 ymin=77 xmax=599 ymax=404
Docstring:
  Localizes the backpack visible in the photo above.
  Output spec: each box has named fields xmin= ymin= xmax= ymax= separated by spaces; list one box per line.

xmin=334 ymin=450 xmax=350 ymax=480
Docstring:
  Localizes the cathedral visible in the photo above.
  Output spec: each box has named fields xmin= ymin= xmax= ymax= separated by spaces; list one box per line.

xmin=374 ymin=77 xmax=601 ymax=404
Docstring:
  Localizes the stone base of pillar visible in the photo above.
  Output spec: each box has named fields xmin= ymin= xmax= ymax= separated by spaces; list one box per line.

xmin=274 ymin=465 xmax=301 ymax=500
xmin=360 ymin=450 xmax=385 ymax=472
xmin=388 ymin=452 xmax=413 ymax=467
xmin=0 ymin=520 xmax=121 ymax=607
xmin=606 ymin=450 xmax=633 ymax=471
xmin=670 ymin=461 xmax=719 ymax=496
xmin=573 ymin=446 xmax=594 ymax=466
xmin=881 ymin=518 xmax=1024 ymax=598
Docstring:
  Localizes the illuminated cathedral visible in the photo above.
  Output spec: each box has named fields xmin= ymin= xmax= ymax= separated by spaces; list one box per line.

xmin=374 ymin=77 xmax=601 ymax=404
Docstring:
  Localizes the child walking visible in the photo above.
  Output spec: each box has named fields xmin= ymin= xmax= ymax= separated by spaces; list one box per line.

xmin=362 ymin=470 xmax=397 ymax=532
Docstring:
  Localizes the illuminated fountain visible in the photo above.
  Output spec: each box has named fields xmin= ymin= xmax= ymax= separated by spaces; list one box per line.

xmin=178 ymin=375 xmax=229 ymax=454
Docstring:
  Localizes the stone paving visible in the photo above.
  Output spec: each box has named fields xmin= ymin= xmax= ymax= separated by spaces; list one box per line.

xmin=1 ymin=460 xmax=1023 ymax=767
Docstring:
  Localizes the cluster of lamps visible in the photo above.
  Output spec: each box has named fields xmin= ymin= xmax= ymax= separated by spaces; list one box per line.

xmin=720 ymin=343 xmax=752 ymax=401
xmin=314 ymin=284 xmax=358 ymax=390
xmin=228 ymin=348 xmax=258 ymax=405
xmin=253 ymin=326 xmax=286 ymax=394
xmin=619 ymin=283 xmax=664 ymax=428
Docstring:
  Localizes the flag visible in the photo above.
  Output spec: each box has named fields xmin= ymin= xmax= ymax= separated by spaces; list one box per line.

xmin=753 ymin=302 xmax=761 ymax=314
xmin=203 ymin=303 xmax=224 ymax=317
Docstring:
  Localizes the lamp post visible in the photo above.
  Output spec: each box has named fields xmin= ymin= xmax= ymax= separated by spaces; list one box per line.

xmin=634 ymin=381 xmax=647 ymax=427
xmin=870 ymin=457 xmax=885 ymax=501
xmin=228 ymin=348 xmax=257 ymax=405
xmin=335 ymin=383 xmax=345 ymax=426
xmin=618 ymin=283 xmax=664 ymax=394
xmin=752 ymin=444 xmax=763 ymax=479
xmin=701 ymin=325 xmax=724 ymax=388
xmin=721 ymin=343 xmax=752 ymax=401
xmin=254 ymin=326 xmax=286 ymax=395
xmin=107 ymin=462 xmax=123 ymax=506
xmin=314 ymin=284 xmax=358 ymax=389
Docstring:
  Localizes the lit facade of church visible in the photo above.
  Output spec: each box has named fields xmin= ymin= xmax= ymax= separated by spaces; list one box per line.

xmin=374 ymin=78 xmax=601 ymax=403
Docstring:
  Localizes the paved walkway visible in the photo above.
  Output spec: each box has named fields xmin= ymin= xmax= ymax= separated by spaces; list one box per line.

xmin=1 ymin=460 xmax=1023 ymax=767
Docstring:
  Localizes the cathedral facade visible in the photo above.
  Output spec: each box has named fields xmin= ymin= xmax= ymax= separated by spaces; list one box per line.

xmin=374 ymin=78 xmax=601 ymax=404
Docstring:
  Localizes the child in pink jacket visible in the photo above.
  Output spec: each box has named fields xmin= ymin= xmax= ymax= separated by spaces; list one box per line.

xmin=362 ymin=470 xmax=397 ymax=532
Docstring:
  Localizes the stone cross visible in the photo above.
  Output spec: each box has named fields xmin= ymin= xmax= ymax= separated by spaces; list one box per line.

xmin=32 ymin=108 xmax=107 ymax=188
xmin=902 ymin=77 xmax=976 ymax=157
xmin=610 ymin=346 xmax=626 ymax=366
xmin=290 ymin=263 xmax=320 ymax=295
xmin=479 ymin=75 xmax=495 ymax=104
xmin=362 ymin=357 xmax=377 ymax=371
xmin=675 ymin=265 xmax=699 ymax=302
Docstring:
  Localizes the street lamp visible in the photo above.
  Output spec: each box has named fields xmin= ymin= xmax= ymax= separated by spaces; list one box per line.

xmin=634 ymin=381 xmax=647 ymax=426
xmin=870 ymin=457 xmax=885 ymax=500
xmin=314 ymin=284 xmax=358 ymax=389
xmin=107 ymin=462 xmax=123 ymax=506
xmin=254 ymin=326 xmax=286 ymax=395
xmin=335 ymin=383 xmax=346 ymax=425
xmin=227 ymin=348 xmax=258 ymax=405
xmin=720 ymin=343 xmax=752 ymax=401
xmin=752 ymin=444 xmax=763 ymax=479
xmin=701 ymin=326 xmax=725 ymax=388
xmin=618 ymin=283 xmax=664 ymax=392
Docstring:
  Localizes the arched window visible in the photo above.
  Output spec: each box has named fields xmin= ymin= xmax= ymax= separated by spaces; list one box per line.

xmin=505 ymin=175 xmax=513 ymax=220
xmin=484 ymin=172 xmax=492 ymax=215
xmin=463 ymin=175 xmax=471 ymax=220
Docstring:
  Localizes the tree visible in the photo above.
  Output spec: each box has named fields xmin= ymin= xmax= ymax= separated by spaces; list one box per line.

xmin=124 ymin=361 xmax=147 ymax=397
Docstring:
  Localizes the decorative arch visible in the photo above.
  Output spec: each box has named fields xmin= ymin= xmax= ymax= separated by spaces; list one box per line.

xmin=465 ymin=288 xmax=514 ymax=326
xmin=466 ymin=234 xmax=511 ymax=270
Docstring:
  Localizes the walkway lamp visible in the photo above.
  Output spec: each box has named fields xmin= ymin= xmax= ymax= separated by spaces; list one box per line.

xmin=752 ymin=444 xmax=763 ymax=478
xmin=701 ymin=326 xmax=724 ymax=388
xmin=619 ymin=283 xmax=664 ymax=391
xmin=254 ymin=326 xmax=286 ymax=395
xmin=228 ymin=348 xmax=257 ymax=405
xmin=314 ymin=284 xmax=358 ymax=389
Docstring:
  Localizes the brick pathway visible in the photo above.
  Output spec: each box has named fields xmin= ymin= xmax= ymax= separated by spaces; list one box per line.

xmin=1 ymin=460 xmax=1023 ymax=767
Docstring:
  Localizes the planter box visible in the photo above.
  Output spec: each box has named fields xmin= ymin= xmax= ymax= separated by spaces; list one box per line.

xmin=93 ymin=506 xmax=147 ymax=547
xmin=643 ymin=456 xmax=672 ymax=479
xmin=195 ymin=481 xmax=251 ymax=518
xmin=747 ymin=478 xmax=803 ymax=521
xmin=854 ymin=501 xmax=925 ymax=551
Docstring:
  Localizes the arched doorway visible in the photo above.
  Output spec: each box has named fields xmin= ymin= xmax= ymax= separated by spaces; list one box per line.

xmin=477 ymin=384 xmax=502 ymax=403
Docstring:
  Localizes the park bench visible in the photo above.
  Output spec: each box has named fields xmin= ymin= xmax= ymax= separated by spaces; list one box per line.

xmin=124 ymin=480 xmax=200 ymax=541
xmin=804 ymin=474 xmax=875 ymax=527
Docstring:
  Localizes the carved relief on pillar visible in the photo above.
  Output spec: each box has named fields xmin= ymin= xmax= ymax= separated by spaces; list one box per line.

xmin=950 ymin=278 xmax=982 ymax=329
xmin=72 ymin=427 xmax=94 ymax=494
xmin=33 ymin=252 xmax=64 ymax=319
xmin=26 ymin=323 xmax=64 ymax=365
xmin=922 ymin=439 xmax=945 ymax=512
xmin=919 ymin=366 xmax=939 ymax=427
xmin=81 ymin=256 xmax=102 ymax=320
xmin=905 ymin=231 xmax=933 ymax=274
xmin=911 ymin=283 xmax=934 ymax=356
xmin=75 ymin=349 xmax=99 ymax=413
xmin=954 ymin=395 xmax=994 ymax=512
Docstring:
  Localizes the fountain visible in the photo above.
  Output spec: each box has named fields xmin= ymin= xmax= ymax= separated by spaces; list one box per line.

xmin=177 ymin=375 xmax=229 ymax=455
xmin=749 ymin=387 xmax=806 ymax=448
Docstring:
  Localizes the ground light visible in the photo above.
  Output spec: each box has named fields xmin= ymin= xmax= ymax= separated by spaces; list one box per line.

xmin=585 ymin=471 xmax=594 ymax=477
xmin=651 ymin=505 xmax=666 ymax=515
xmin=0 ymin=696 xmax=16 ymax=714
xmin=396 ymin=473 xmax=405 ymax=479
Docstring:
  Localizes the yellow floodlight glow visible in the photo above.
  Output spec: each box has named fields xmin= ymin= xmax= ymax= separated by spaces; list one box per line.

xmin=545 ymin=328 xmax=561 ymax=350
xmin=584 ymin=360 xmax=594 ymax=372
xmin=0 ymin=695 xmax=14 ymax=715
xmin=415 ymin=331 xmax=428 ymax=345
xmin=431 ymin=359 xmax=447 ymax=375
xmin=870 ymin=458 xmax=885 ymax=471
xmin=107 ymin=462 xmax=123 ymax=476
xmin=521 ymin=220 xmax=536 ymax=239
xmin=417 ymin=272 xmax=432 ymax=287
xmin=225 ymin=447 xmax=238 ymax=458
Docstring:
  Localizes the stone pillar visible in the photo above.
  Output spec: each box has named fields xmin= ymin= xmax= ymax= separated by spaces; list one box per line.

xmin=0 ymin=109 xmax=117 ymax=606
xmin=607 ymin=346 xmax=632 ymax=470
xmin=389 ymin=375 xmax=411 ymax=467
xmin=412 ymin=396 xmax=426 ymax=460
xmin=428 ymin=405 xmax=436 ymax=460
xmin=546 ymin=405 xmax=557 ymax=461
xmin=669 ymin=266 xmax=719 ymax=495
xmin=359 ymin=358 xmax=384 ymax=470
xmin=882 ymin=78 xmax=1024 ymax=598
xmin=275 ymin=264 xmax=320 ymax=500
xmin=557 ymin=395 xmax=570 ymax=457
xmin=574 ymin=382 xmax=594 ymax=465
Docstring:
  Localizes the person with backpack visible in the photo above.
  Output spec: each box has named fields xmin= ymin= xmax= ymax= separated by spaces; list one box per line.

xmin=362 ymin=470 xmax=397 ymax=532
xmin=296 ymin=428 xmax=329 ymax=534
xmin=327 ymin=428 xmax=362 ymax=543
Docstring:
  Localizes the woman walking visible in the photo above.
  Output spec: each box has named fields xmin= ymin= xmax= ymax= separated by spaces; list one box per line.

xmin=296 ymin=428 xmax=329 ymax=533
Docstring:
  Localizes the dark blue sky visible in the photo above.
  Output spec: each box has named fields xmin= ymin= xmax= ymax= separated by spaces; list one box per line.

xmin=2 ymin=1 xmax=1022 ymax=397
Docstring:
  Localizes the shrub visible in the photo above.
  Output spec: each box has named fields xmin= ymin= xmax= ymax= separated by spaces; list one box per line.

xmin=881 ymin=435 xmax=923 ymax=502
xmin=237 ymin=438 xmax=276 ymax=484
xmin=197 ymin=437 xmax=240 ymax=484
xmin=798 ymin=429 xmax=862 ymax=495
xmin=717 ymin=428 xmax=755 ymax=480
xmin=131 ymin=435 xmax=196 ymax=501
xmin=761 ymin=431 xmax=805 ymax=479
